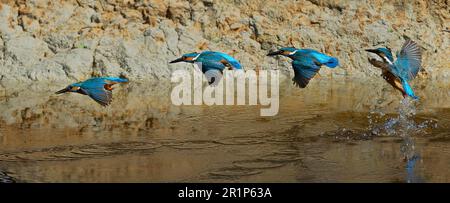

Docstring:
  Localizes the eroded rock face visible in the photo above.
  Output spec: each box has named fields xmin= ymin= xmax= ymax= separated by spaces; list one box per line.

xmin=0 ymin=0 xmax=449 ymax=127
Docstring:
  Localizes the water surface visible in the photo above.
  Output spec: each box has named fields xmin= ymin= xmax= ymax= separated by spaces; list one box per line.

xmin=0 ymin=79 xmax=449 ymax=182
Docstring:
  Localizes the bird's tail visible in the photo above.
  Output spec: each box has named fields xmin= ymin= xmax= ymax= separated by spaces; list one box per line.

xmin=312 ymin=52 xmax=339 ymax=68
xmin=401 ymin=79 xmax=418 ymax=100
xmin=323 ymin=57 xmax=339 ymax=68
xmin=220 ymin=54 xmax=242 ymax=69
xmin=229 ymin=61 xmax=242 ymax=70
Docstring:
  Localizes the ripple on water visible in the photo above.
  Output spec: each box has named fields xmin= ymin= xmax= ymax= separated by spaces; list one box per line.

xmin=216 ymin=136 xmax=266 ymax=145
xmin=68 ymin=149 xmax=108 ymax=157
xmin=258 ymin=153 xmax=303 ymax=163
xmin=167 ymin=140 xmax=220 ymax=150
xmin=0 ymin=141 xmax=163 ymax=162
xmin=113 ymin=141 xmax=163 ymax=151
xmin=232 ymin=159 xmax=286 ymax=169
xmin=209 ymin=167 xmax=263 ymax=178
xmin=320 ymin=128 xmax=374 ymax=141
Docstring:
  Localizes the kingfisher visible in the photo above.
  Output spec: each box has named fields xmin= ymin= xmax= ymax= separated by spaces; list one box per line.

xmin=267 ymin=47 xmax=339 ymax=88
xmin=170 ymin=51 xmax=242 ymax=85
xmin=366 ymin=39 xmax=422 ymax=99
xmin=55 ymin=76 xmax=129 ymax=106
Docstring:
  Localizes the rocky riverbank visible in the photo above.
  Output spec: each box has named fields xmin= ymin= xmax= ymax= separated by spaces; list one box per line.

xmin=0 ymin=0 xmax=449 ymax=127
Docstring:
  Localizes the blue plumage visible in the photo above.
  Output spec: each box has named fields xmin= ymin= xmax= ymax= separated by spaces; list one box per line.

xmin=401 ymin=79 xmax=418 ymax=99
xmin=171 ymin=51 xmax=242 ymax=72
xmin=394 ymin=40 xmax=422 ymax=81
xmin=375 ymin=48 xmax=394 ymax=62
xmin=55 ymin=76 xmax=129 ymax=106
xmin=170 ymin=51 xmax=242 ymax=84
xmin=101 ymin=77 xmax=129 ymax=83
xmin=267 ymin=47 xmax=339 ymax=88
xmin=366 ymin=39 xmax=422 ymax=99
xmin=304 ymin=49 xmax=339 ymax=68
xmin=209 ymin=51 xmax=242 ymax=69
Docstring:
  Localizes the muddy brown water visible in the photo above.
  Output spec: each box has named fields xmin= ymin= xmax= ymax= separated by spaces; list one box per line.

xmin=0 ymin=79 xmax=449 ymax=182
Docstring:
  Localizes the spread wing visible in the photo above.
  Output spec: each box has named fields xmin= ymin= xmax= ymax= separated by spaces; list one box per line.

xmin=80 ymin=78 xmax=116 ymax=106
xmin=84 ymin=86 xmax=112 ymax=106
xmin=394 ymin=39 xmax=422 ymax=81
xmin=291 ymin=58 xmax=321 ymax=88
xmin=195 ymin=60 xmax=224 ymax=85
xmin=196 ymin=58 xmax=226 ymax=73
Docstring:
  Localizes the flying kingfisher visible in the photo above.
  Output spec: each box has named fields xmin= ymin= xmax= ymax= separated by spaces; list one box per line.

xmin=55 ymin=76 xmax=129 ymax=106
xmin=170 ymin=51 xmax=242 ymax=85
xmin=366 ymin=39 xmax=422 ymax=99
xmin=267 ymin=47 xmax=339 ymax=88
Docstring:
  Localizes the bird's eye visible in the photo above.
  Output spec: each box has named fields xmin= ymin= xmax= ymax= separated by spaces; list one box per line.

xmin=182 ymin=56 xmax=187 ymax=60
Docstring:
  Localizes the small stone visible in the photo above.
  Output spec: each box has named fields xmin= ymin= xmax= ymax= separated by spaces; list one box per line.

xmin=230 ymin=23 xmax=241 ymax=30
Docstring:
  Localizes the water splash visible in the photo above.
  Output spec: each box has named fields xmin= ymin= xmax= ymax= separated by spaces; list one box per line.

xmin=367 ymin=98 xmax=418 ymax=158
xmin=367 ymin=97 xmax=437 ymax=182
xmin=368 ymin=97 xmax=434 ymax=138
xmin=397 ymin=98 xmax=422 ymax=182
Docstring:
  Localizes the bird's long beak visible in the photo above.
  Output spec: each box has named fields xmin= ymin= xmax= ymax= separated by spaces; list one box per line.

xmin=365 ymin=49 xmax=378 ymax=54
xmin=55 ymin=87 xmax=69 ymax=94
xmin=267 ymin=50 xmax=283 ymax=56
xmin=170 ymin=57 xmax=184 ymax=63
